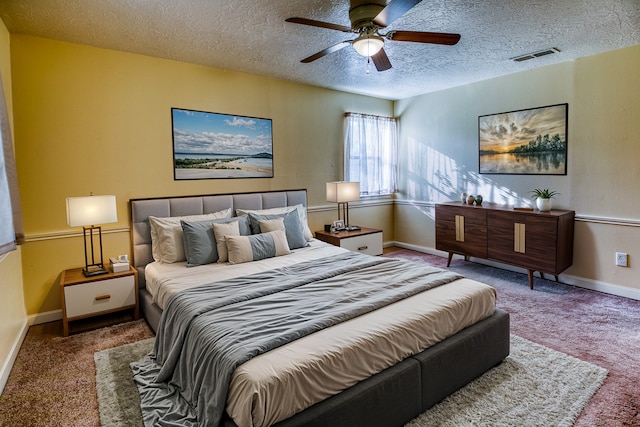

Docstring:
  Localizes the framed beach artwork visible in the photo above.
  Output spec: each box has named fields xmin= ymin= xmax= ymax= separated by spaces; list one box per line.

xmin=172 ymin=108 xmax=273 ymax=180
xmin=478 ymin=103 xmax=568 ymax=175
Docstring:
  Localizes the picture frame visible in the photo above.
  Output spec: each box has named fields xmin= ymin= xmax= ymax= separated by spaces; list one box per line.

xmin=332 ymin=220 xmax=345 ymax=231
xmin=172 ymin=108 xmax=273 ymax=180
xmin=478 ymin=103 xmax=568 ymax=175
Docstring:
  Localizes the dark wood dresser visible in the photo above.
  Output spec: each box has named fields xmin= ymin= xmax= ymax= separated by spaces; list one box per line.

xmin=435 ymin=201 xmax=574 ymax=289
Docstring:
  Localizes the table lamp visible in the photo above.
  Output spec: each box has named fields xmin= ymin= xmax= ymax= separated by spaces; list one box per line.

xmin=326 ymin=181 xmax=360 ymax=231
xmin=66 ymin=195 xmax=117 ymax=276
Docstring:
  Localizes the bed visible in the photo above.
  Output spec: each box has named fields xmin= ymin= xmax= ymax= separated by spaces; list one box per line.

xmin=129 ymin=189 xmax=510 ymax=427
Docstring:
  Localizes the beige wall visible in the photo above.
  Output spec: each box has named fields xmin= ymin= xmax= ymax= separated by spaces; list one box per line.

xmin=10 ymin=35 xmax=394 ymax=315
xmin=395 ymin=44 xmax=640 ymax=297
xmin=0 ymin=17 xmax=27 ymax=392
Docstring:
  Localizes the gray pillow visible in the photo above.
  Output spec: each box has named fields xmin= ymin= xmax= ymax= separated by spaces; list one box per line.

xmin=247 ymin=210 xmax=308 ymax=250
xmin=181 ymin=216 xmax=251 ymax=267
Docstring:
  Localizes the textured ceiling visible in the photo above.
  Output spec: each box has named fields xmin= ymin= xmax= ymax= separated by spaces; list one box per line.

xmin=1 ymin=0 xmax=639 ymax=100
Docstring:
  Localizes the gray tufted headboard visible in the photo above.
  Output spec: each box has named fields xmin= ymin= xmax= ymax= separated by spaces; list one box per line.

xmin=129 ymin=189 xmax=308 ymax=289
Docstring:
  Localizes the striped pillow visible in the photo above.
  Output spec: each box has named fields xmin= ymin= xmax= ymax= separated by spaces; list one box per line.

xmin=225 ymin=230 xmax=290 ymax=265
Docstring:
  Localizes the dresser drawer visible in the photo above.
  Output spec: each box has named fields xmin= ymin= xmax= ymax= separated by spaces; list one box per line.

xmin=435 ymin=204 xmax=487 ymax=225
xmin=64 ymin=275 xmax=136 ymax=318
xmin=339 ymin=232 xmax=383 ymax=256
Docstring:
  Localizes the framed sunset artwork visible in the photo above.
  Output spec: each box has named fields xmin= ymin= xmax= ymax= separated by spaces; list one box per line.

xmin=478 ymin=103 xmax=568 ymax=175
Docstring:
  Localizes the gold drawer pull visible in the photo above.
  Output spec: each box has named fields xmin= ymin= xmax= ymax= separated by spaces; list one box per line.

xmin=358 ymin=246 xmax=368 ymax=251
xmin=95 ymin=294 xmax=111 ymax=301
xmin=455 ymin=215 xmax=465 ymax=242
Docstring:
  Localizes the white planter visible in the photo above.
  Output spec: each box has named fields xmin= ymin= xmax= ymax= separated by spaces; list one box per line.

xmin=536 ymin=198 xmax=552 ymax=211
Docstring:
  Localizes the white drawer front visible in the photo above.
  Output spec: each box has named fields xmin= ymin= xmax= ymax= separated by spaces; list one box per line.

xmin=340 ymin=232 xmax=383 ymax=256
xmin=64 ymin=276 xmax=136 ymax=318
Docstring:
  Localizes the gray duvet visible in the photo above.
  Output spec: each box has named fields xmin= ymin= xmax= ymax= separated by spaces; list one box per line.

xmin=131 ymin=252 xmax=462 ymax=426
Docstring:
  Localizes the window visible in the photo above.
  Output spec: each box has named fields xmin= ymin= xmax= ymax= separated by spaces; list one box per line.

xmin=0 ymin=70 xmax=23 ymax=256
xmin=344 ymin=112 xmax=397 ymax=196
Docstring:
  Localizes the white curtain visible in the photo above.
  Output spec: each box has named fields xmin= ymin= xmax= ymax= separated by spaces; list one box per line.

xmin=0 ymin=69 xmax=23 ymax=255
xmin=344 ymin=112 xmax=397 ymax=196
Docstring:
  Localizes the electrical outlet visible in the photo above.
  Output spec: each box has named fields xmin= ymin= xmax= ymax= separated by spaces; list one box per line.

xmin=615 ymin=252 xmax=628 ymax=267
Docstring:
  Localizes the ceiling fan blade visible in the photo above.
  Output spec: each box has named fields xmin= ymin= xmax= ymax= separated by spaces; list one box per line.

xmin=373 ymin=0 xmax=422 ymax=27
xmin=285 ymin=17 xmax=353 ymax=33
xmin=387 ymin=30 xmax=461 ymax=45
xmin=301 ymin=41 xmax=352 ymax=63
xmin=371 ymin=48 xmax=392 ymax=71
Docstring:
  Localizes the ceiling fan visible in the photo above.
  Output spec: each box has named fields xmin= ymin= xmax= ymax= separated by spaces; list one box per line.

xmin=285 ymin=0 xmax=461 ymax=72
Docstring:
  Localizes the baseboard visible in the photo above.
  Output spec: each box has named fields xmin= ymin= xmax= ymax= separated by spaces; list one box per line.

xmin=0 ymin=310 xmax=63 ymax=396
xmin=0 ymin=319 xmax=29 ymax=396
xmin=390 ymin=241 xmax=640 ymax=301
xmin=28 ymin=309 xmax=62 ymax=326
xmin=559 ymin=274 xmax=640 ymax=301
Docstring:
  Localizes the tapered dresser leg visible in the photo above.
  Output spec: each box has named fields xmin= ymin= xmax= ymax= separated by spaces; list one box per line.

xmin=527 ymin=270 xmax=534 ymax=289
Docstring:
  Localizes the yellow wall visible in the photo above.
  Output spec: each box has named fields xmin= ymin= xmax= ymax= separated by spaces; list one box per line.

xmin=395 ymin=44 xmax=640 ymax=296
xmin=11 ymin=35 xmax=394 ymax=315
xmin=0 ymin=16 xmax=27 ymax=387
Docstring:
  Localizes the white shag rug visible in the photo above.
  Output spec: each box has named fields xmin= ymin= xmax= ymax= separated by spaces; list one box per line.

xmin=95 ymin=335 xmax=607 ymax=427
xmin=405 ymin=335 xmax=607 ymax=427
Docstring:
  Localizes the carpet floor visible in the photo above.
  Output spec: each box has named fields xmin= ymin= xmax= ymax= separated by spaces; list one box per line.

xmin=1 ymin=248 xmax=639 ymax=426
xmin=95 ymin=335 xmax=606 ymax=427
xmin=0 ymin=317 xmax=154 ymax=426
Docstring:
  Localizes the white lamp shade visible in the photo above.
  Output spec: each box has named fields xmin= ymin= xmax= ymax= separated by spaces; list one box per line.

xmin=352 ymin=36 xmax=384 ymax=57
xmin=66 ymin=195 xmax=117 ymax=227
xmin=326 ymin=182 xmax=360 ymax=203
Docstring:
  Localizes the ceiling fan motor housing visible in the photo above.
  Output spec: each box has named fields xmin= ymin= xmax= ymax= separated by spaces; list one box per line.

xmin=349 ymin=1 xmax=385 ymax=29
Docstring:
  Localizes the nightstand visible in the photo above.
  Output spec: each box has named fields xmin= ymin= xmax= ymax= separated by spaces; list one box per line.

xmin=315 ymin=226 xmax=383 ymax=256
xmin=59 ymin=266 xmax=139 ymax=336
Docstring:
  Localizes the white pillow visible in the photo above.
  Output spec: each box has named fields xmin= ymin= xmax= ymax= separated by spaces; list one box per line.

xmin=212 ymin=220 xmax=240 ymax=263
xmin=236 ymin=204 xmax=313 ymax=241
xmin=149 ymin=208 xmax=231 ymax=263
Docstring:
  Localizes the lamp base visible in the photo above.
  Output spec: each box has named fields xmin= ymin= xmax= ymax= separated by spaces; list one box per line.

xmin=344 ymin=225 xmax=361 ymax=231
xmin=83 ymin=265 xmax=109 ymax=277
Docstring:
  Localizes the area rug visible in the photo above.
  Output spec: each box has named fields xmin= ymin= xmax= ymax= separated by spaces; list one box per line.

xmin=95 ymin=338 xmax=153 ymax=427
xmin=95 ymin=335 xmax=607 ymax=427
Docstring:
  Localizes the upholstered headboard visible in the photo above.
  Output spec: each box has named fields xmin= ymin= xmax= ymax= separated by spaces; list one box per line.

xmin=129 ymin=189 xmax=308 ymax=288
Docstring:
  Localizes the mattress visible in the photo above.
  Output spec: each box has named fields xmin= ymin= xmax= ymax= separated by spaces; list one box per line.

xmin=141 ymin=241 xmax=496 ymax=427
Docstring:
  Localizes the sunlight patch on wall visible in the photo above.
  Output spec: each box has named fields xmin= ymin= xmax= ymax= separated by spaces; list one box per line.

xmin=405 ymin=137 xmax=529 ymax=210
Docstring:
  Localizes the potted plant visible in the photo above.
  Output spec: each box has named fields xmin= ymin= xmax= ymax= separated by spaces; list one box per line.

xmin=530 ymin=188 xmax=559 ymax=211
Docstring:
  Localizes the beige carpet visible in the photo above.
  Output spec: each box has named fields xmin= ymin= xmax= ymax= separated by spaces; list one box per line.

xmin=95 ymin=334 xmax=606 ymax=427
xmin=0 ymin=318 xmax=153 ymax=426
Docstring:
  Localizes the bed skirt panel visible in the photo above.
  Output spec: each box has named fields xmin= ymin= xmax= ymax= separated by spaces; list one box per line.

xmin=267 ymin=358 xmax=421 ymax=427
xmin=413 ymin=308 xmax=510 ymax=411
xmin=140 ymin=290 xmax=162 ymax=334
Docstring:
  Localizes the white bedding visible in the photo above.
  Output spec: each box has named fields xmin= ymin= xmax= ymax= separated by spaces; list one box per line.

xmin=145 ymin=240 xmax=496 ymax=427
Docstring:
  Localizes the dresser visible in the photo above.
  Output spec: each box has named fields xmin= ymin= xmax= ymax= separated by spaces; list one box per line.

xmin=435 ymin=202 xmax=574 ymax=289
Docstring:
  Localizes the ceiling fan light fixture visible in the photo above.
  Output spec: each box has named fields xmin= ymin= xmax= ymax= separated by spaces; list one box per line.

xmin=352 ymin=36 xmax=384 ymax=57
